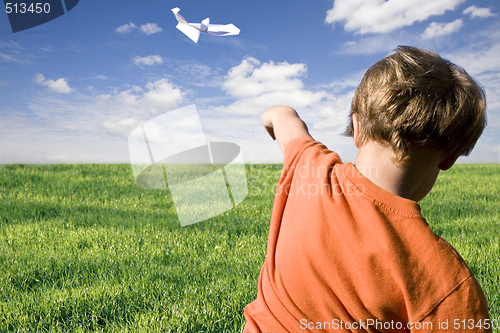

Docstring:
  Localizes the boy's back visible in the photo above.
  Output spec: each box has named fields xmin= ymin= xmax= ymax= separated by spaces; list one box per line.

xmin=244 ymin=136 xmax=490 ymax=332
xmin=244 ymin=46 xmax=491 ymax=332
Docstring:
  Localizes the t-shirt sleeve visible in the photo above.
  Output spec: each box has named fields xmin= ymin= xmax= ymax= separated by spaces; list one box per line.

xmin=283 ymin=136 xmax=317 ymax=163
xmin=416 ymin=276 xmax=492 ymax=332
xmin=278 ymin=136 xmax=340 ymax=192
xmin=282 ymin=136 xmax=339 ymax=171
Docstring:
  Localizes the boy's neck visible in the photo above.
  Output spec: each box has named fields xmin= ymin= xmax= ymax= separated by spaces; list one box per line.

xmin=353 ymin=141 xmax=442 ymax=202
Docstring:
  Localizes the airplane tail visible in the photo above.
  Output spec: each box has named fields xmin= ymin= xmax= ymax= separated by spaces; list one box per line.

xmin=200 ymin=18 xmax=209 ymax=32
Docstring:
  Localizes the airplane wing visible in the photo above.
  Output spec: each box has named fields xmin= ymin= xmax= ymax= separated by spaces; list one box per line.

xmin=207 ymin=24 xmax=240 ymax=36
xmin=171 ymin=7 xmax=201 ymax=43
xmin=175 ymin=23 xmax=200 ymax=43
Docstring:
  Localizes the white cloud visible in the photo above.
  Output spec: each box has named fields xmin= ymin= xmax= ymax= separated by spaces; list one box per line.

xmin=317 ymin=72 xmax=363 ymax=93
xmin=132 ymin=55 xmax=163 ymax=66
xmin=312 ymin=91 xmax=354 ymax=132
xmin=140 ymin=23 xmax=162 ymax=35
xmin=1 ymin=78 xmax=183 ymax=161
xmin=100 ymin=118 xmax=140 ymax=138
xmin=94 ymin=79 xmax=182 ymax=118
xmin=48 ymin=79 xmax=72 ymax=94
xmin=25 ymin=78 xmax=182 ymax=143
xmin=0 ymin=107 xmax=131 ymax=163
xmin=0 ymin=41 xmax=23 ymax=49
xmin=33 ymin=73 xmax=45 ymax=84
xmin=325 ymin=0 xmax=465 ymax=34
xmin=115 ymin=89 xmax=139 ymax=105
xmin=222 ymin=57 xmax=306 ymax=98
xmin=463 ymin=6 xmax=496 ymax=19
xmin=217 ymin=57 xmax=329 ymax=115
xmin=115 ymin=22 xmax=162 ymax=35
xmin=421 ymin=19 xmax=463 ymax=39
xmin=33 ymin=73 xmax=72 ymax=94
xmin=180 ymin=63 xmax=212 ymax=77
xmin=212 ymin=56 xmax=352 ymax=143
xmin=444 ymin=31 xmax=500 ymax=77
xmin=0 ymin=41 xmax=25 ymax=63
xmin=0 ymin=52 xmax=23 ymax=63
xmin=313 ymin=74 xmax=361 ymax=132
xmin=312 ymin=76 xmax=360 ymax=132
xmin=116 ymin=22 xmax=137 ymax=33
xmin=142 ymin=79 xmax=182 ymax=114
xmin=173 ymin=61 xmax=223 ymax=87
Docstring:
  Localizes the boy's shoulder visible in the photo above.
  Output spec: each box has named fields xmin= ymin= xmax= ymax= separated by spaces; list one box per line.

xmin=282 ymin=136 xmax=341 ymax=169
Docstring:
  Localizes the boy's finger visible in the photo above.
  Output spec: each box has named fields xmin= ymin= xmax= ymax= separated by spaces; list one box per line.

xmin=265 ymin=125 xmax=276 ymax=140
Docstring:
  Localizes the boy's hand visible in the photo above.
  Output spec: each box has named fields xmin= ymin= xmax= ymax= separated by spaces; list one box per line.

xmin=261 ymin=105 xmax=312 ymax=153
xmin=263 ymin=124 xmax=276 ymax=140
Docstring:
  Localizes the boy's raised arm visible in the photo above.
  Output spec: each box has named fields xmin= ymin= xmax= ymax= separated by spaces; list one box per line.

xmin=261 ymin=105 xmax=312 ymax=154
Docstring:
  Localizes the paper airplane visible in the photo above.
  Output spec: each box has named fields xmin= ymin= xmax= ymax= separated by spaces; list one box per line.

xmin=171 ymin=7 xmax=240 ymax=43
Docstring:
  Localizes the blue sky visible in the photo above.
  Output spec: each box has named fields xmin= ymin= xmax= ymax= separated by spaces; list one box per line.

xmin=1 ymin=0 xmax=499 ymax=164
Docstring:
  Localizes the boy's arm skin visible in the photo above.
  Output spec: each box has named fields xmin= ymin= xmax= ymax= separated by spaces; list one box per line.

xmin=261 ymin=105 xmax=312 ymax=154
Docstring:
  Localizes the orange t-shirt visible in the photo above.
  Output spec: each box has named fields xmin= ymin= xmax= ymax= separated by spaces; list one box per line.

xmin=244 ymin=137 xmax=491 ymax=333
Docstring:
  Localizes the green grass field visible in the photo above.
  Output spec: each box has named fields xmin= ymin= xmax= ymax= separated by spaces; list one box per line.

xmin=1 ymin=164 xmax=499 ymax=332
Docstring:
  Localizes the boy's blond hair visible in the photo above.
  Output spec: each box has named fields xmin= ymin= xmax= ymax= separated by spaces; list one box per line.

xmin=345 ymin=45 xmax=487 ymax=160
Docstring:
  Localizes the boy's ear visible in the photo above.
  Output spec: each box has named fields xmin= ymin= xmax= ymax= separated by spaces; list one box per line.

xmin=438 ymin=154 xmax=460 ymax=171
xmin=352 ymin=113 xmax=361 ymax=148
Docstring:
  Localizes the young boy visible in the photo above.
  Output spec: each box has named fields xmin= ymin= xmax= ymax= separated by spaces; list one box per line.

xmin=243 ymin=46 xmax=491 ymax=332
